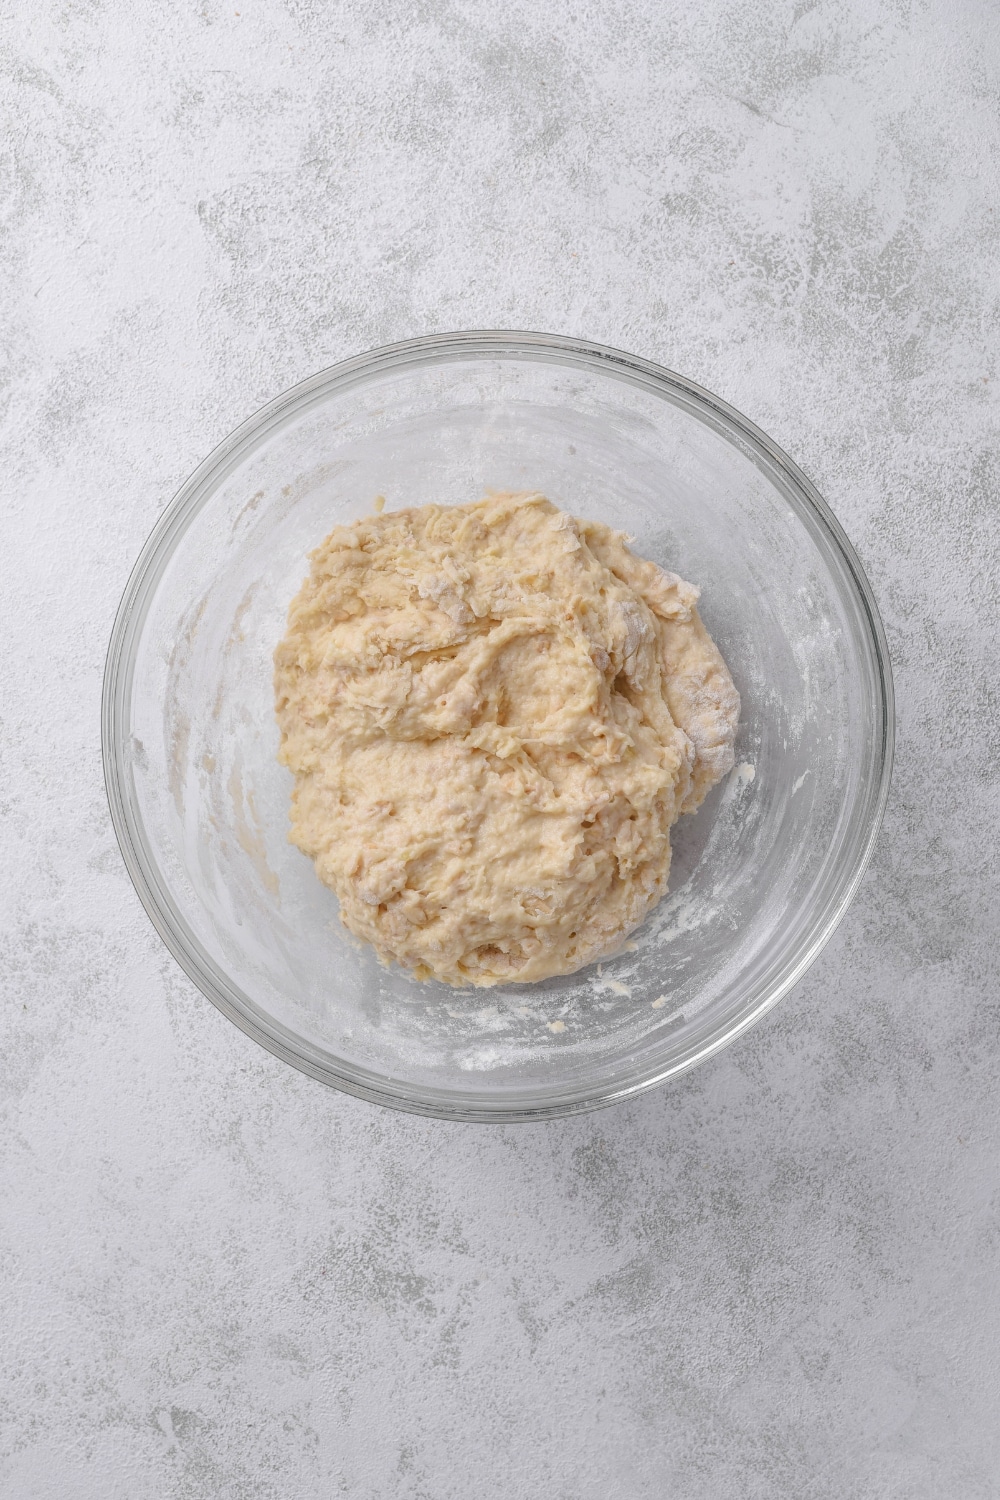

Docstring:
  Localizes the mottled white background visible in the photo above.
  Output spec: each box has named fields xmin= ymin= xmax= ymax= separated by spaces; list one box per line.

xmin=3 ymin=1 xmax=1000 ymax=1496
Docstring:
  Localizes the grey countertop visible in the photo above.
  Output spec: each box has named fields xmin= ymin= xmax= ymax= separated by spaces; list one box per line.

xmin=3 ymin=2 xmax=999 ymax=1496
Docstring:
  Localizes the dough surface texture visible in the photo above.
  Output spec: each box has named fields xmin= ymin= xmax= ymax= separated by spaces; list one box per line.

xmin=274 ymin=493 xmax=739 ymax=987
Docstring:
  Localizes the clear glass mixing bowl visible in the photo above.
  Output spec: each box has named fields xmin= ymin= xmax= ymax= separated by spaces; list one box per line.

xmin=102 ymin=332 xmax=893 ymax=1120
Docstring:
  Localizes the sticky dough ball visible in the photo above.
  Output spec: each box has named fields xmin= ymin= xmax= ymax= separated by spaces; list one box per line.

xmin=274 ymin=492 xmax=739 ymax=987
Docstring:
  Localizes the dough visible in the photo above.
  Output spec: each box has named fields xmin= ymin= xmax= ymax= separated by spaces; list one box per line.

xmin=274 ymin=493 xmax=739 ymax=987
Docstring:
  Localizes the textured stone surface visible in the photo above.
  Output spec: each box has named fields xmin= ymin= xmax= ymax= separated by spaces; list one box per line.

xmin=2 ymin=1 xmax=999 ymax=1495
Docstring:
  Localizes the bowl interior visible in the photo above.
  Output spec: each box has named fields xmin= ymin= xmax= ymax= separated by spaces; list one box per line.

xmin=108 ymin=337 xmax=890 ymax=1118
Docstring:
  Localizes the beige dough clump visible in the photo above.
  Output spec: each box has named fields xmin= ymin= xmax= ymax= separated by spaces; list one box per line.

xmin=274 ymin=493 xmax=739 ymax=987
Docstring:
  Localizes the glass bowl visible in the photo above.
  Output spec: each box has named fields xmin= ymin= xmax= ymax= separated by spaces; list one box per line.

xmin=102 ymin=332 xmax=893 ymax=1121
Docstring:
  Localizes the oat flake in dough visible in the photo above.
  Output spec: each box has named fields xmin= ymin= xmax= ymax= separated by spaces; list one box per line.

xmin=274 ymin=493 xmax=739 ymax=987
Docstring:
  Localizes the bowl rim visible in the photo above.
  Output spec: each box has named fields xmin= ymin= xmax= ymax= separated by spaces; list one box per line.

xmin=102 ymin=329 xmax=895 ymax=1122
